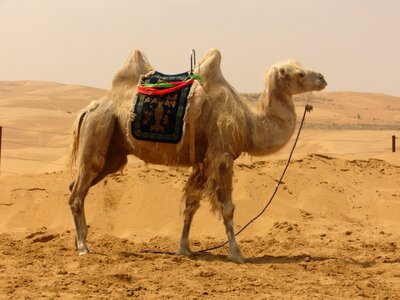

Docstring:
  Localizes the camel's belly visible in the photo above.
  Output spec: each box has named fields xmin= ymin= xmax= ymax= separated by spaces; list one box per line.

xmin=129 ymin=139 xmax=192 ymax=166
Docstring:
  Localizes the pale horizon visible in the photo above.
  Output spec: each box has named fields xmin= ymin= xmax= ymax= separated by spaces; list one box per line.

xmin=1 ymin=0 xmax=399 ymax=96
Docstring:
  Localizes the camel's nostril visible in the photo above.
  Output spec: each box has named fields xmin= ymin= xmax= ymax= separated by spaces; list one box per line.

xmin=318 ymin=73 xmax=324 ymax=80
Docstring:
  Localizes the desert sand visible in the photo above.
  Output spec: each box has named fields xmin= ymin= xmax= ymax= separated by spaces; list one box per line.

xmin=0 ymin=81 xmax=399 ymax=299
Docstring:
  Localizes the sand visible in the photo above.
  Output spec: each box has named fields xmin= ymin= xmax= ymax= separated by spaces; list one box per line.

xmin=0 ymin=81 xmax=399 ymax=299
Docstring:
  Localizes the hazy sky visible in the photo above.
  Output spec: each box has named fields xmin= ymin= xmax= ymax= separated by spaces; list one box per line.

xmin=1 ymin=0 xmax=399 ymax=95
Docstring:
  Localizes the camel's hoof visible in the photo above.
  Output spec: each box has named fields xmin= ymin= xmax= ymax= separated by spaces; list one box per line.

xmin=176 ymin=248 xmax=194 ymax=257
xmin=228 ymin=254 xmax=246 ymax=264
xmin=78 ymin=250 xmax=90 ymax=256
xmin=77 ymin=245 xmax=92 ymax=256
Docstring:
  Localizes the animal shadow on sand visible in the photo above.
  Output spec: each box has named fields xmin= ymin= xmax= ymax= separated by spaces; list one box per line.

xmin=118 ymin=249 xmax=385 ymax=267
xmin=197 ymin=252 xmax=386 ymax=267
xmin=118 ymin=249 xmax=329 ymax=265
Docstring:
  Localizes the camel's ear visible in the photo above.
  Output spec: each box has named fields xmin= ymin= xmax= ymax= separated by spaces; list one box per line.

xmin=278 ymin=67 xmax=287 ymax=78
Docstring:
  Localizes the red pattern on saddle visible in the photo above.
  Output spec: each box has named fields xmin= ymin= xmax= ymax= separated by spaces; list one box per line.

xmin=137 ymin=79 xmax=194 ymax=96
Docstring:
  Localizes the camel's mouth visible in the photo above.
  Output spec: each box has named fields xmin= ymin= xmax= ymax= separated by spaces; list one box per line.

xmin=316 ymin=79 xmax=327 ymax=91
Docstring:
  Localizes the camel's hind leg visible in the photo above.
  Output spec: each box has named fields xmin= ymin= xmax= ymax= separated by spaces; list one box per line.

xmin=69 ymin=146 xmax=127 ymax=255
xmin=208 ymin=153 xmax=244 ymax=263
xmin=69 ymin=168 xmax=99 ymax=254
xmin=90 ymin=140 xmax=128 ymax=187
xmin=68 ymin=142 xmax=128 ymax=191
xmin=177 ymin=163 xmax=205 ymax=256
xmin=68 ymin=100 xmax=116 ymax=255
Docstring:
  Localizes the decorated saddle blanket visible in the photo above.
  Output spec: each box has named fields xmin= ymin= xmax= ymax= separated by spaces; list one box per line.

xmin=131 ymin=71 xmax=196 ymax=143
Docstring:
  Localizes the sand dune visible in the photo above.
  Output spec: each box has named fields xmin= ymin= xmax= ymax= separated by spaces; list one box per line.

xmin=0 ymin=81 xmax=104 ymax=174
xmin=1 ymin=81 xmax=399 ymax=174
xmin=0 ymin=81 xmax=399 ymax=298
xmin=1 ymin=155 xmax=399 ymax=298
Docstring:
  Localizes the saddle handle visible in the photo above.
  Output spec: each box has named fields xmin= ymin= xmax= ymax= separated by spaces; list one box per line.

xmin=190 ymin=49 xmax=196 ymax=74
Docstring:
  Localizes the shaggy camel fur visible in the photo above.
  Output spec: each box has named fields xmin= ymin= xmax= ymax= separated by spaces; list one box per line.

xmin=68 ymin=49 xmax=327 ymax=263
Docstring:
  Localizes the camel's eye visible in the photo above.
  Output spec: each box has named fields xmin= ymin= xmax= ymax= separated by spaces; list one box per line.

xmin=298 ymin=72 xmax=306 ymax=79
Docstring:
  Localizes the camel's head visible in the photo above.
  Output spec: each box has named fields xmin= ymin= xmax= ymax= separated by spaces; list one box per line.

xmin=265 ymin=60 xmax=327 ymax=95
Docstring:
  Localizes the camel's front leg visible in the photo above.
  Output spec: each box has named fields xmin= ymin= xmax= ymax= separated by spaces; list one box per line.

xmin=221 ymin=203 xmax=244 ymax=264
xmin=209 ymin=153 xmax=245 ymax=264
xmin=177 ymin=163 xmax=204 ymax=256
xmin=177 ymin=194 xmax=200 ymax=256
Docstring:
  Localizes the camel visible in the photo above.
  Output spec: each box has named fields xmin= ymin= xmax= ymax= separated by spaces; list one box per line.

xmin=68 ymin=49 xmax=327 ymax=263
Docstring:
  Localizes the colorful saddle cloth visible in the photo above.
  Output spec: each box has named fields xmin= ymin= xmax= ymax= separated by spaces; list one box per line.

xmin=131 ymin=71 xmax=194 ymax=143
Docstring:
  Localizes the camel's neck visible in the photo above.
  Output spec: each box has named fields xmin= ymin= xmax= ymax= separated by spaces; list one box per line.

xmin=246 ymin=85 xmax=297 ymax=156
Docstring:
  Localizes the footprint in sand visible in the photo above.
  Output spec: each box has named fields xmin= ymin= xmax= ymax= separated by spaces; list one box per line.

xmin=11 ymin=187 xmax=47 ymax=201
xmin=25 ymin=229 xmax=58 ymax=243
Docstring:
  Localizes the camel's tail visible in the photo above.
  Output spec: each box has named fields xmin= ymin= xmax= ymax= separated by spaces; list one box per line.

xmin=67 ymin=100 xmax=99 ymax=169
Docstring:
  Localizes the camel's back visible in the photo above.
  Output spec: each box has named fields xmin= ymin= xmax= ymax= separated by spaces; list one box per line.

xmin=111 ymin=48 xmax=249 ymax=163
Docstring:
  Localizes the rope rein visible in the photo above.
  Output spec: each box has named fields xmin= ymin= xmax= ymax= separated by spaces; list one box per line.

xmin=197 ymin=102 xmax=313 ymax=253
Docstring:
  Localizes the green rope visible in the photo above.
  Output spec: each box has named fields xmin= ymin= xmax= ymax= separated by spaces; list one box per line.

xmin=190 ymin=73 xmax=202 ymax=81
xmin=141 ymin=82 xmax=174 ymax=88
xmin=142 ymin=73 xmax=201 ymax=89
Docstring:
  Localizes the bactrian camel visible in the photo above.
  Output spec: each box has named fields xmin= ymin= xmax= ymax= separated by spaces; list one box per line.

xmin=68 ymin=49 xmax=327 ymax=263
